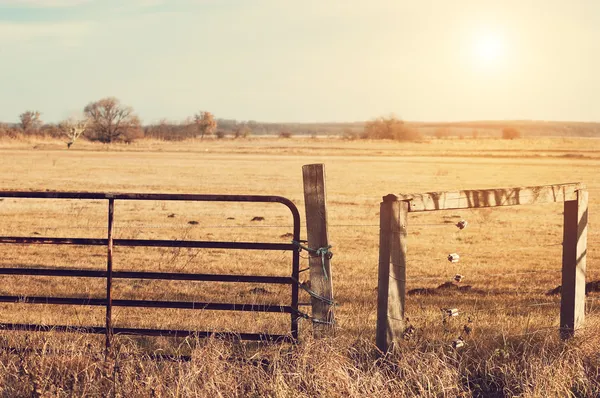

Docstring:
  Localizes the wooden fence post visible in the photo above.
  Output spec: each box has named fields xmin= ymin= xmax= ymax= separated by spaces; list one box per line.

xmin=560 ymin=189 xmax=588 ymax=339
xmin=376 ymin=195 xmax=407 ymax=353
xmin=302 ymin=164 xmax=334 ymax=337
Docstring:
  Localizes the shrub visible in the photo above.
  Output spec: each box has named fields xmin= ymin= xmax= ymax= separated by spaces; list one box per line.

xmin=279 ymin=131 xmax=292 ymax=138
xmin=233 ymin=125 xmax=251 ymax=139
xmin=0 ymin=124 xmax=22 ymax=139
xmin=363 ymin=116 xmax=421 ymax=141
xmin=502 ymin=127 xmax=521 ymax=140
xmin=215 ymin=130 xmax=226 ymax=139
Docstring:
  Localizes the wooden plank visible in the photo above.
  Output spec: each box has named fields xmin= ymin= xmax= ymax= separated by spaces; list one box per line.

xmin=376 ymin=195 xmax=407 ymax=353
xmin=560 ymin=189 xmax=588 ymax=339
xmin=399 ymin=183 xmax=584 ymax=212
xmin=302 ymin=164 xmax=334 ymax=337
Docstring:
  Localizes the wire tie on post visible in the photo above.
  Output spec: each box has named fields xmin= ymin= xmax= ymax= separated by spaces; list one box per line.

xmin=292 ymin=240 xmax=334 ymax=280
xmin=292 ymin=277 xmax=335 ymax=306
xmin=311 ymin=318 xmax=335 ymax=326
xmin=293 ymin=309 xmax=335 ymax=326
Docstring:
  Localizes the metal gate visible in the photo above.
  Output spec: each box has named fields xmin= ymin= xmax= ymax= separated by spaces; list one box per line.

xmin=0 ymin=191 xmax=301 ymax=348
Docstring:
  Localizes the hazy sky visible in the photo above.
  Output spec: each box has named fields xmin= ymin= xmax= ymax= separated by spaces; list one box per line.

xmin=0 ymin=0 xmax=599 ymax=124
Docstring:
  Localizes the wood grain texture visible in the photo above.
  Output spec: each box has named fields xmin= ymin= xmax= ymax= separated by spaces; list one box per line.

xmin=560 ymin=189 xmax=588 ymax=339
xmin=376 ymin=196 xmax=407 ymax=353
xmin=302 ymin=164 xmax=334 ymax=337
xmin=398 ymin=183 xmax=583 ymax=212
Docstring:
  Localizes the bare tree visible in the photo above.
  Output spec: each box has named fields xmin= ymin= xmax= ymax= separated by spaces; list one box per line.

xmin=59 ymin=116 xmax=89 ymax=148
xmin=194 ymin=111 xmax=217 ymax=140
xmin=19 ymin=111 xmax=42 ymax=133
xmin=84 ymin=97 xmax=142 ymax=143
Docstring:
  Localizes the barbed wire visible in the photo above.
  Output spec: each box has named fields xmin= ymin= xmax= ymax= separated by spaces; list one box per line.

xmin=404 ymin=300 xmax=561 ymax=324
xmin=407 ymin=268 xmax=565 ymax=284
xmin=403 ymin=303 xmax=598 ymax=350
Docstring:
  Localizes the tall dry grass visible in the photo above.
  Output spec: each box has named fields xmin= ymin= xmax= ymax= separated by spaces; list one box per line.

xmin=1 ymin=329 xmax=599 ymax=397
xmin=1 ymin=137 xmax=600 ymax=396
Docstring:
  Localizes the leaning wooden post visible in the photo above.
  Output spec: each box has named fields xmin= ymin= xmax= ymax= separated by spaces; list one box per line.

xmin=560 ymin=188 xmax=588 ymax=339
xmin=302 ymin=164 xmax=335 ymax=337
xmin=376 ymin=195 xmax=407 ymax=353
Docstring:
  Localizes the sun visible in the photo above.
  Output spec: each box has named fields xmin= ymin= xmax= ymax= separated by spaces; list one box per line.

xmin=473 ymin=32 xmax=505 ymax=65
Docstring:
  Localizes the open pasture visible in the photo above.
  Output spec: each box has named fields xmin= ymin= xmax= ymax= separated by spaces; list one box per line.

xmin=1 ymin=137 xmax=600 ymax=396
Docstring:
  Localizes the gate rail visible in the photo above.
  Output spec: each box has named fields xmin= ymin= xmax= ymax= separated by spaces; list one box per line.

xmin=0 ymin=191 xmax=301 ymax=348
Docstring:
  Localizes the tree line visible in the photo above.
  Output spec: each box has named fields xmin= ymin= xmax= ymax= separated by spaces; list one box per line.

xmin=0 ymin=96 xmax=340 ymax=147
xmin=0 ymin=96 xmax=525 ymax=147
xmin=0 ymin=96 xmax=423 ymax=147
xmin=0 ymin=97 xmax=237 ymax=148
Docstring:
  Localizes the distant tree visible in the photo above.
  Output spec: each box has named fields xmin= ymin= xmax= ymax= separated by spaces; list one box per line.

xmin=502 ymin=127 xmax=521 ymax=140
xmin=153 ymin=118 xmax=171 ymax=140
xmin=84 ymin=97 xmax=142 ymax=143
xmin=233 ymin=123 xmax=251 ymax=139
xmin=363 ymin=115 xmax=421 ymax=141
xmin=279 ymin=131 xmax=292 ymax=138
xmin=0 ymin=123 xmax=20 ymax=138
xmin=194 ymin=111 xmax=217 ymax=140
xmin=59 ymin=116 xmax=89 ymax=148
xmin=215 ymin=130 xmax=226 ymax=139
xmin=19 ymin=110 xmax=42 ymax=133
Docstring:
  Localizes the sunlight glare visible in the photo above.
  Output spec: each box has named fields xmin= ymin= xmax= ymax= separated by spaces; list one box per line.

xmin=473 ymin=32 xmax=505 ymax=65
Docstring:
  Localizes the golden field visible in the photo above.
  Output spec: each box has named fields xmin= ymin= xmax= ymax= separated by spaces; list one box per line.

xmin=0 ymin=136 xmax=600 ymax=397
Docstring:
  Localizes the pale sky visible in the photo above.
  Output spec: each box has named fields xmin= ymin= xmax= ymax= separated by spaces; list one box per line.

xmin=0 ymin=0 xmax=599 ymax=124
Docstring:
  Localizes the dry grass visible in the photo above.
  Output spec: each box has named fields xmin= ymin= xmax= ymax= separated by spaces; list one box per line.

xmin=1 ymin=137 xmax=600 ymax=396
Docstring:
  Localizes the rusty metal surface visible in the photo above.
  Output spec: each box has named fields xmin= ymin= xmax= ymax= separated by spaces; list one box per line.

xmin=0 ymin=191 xmax=298 ymax=207
xmin=105 ymin=198 xmax=114 ymax=349
xmin=0 ymin=191 xmax=302 ymax=345
xmin=0 ymin=237 xmax=295 ymax=251
xmin=0 ymin=323 xmax=294 ymax=342
xmin=0 ymin=295 xmax=295 ymax=312
xmin=0 ymin=268 xmax=293 ymax=284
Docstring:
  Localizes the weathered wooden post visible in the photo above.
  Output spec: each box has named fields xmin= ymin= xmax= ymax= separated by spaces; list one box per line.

xmin=560 ymin=188 xmax=588 ymax=339
xmin=302 ymin=164 xmax=335 ymax=337
xmin=376 ymin=194 xmax=407 ymax=353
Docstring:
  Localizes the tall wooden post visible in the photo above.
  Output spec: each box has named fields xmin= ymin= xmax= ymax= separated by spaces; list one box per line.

xmin=376 ymin=195 xmax=407 ymax=353
xmin=560 ymin=189 xmax=588 ymax=339
xmin=302 ymin=164 xmax=334 ymax=337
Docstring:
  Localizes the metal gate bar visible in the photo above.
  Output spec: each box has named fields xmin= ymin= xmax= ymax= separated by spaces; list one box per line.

xmin=0 ymin=191 xmax=301 ymax=348
xmin=0 ymin=324 xmax=293 ymax=342
xmin=0 ymin=268 xmax=292 ymax=284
